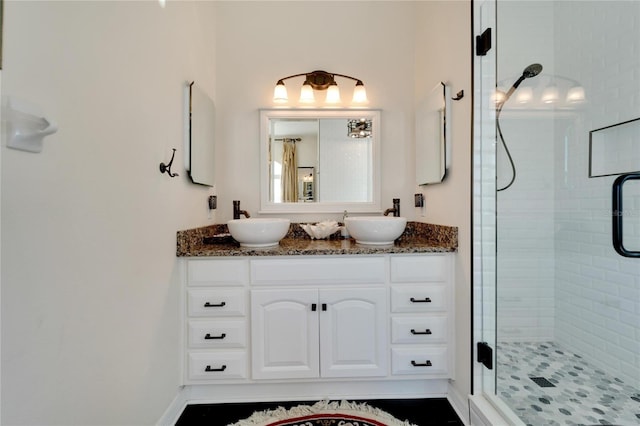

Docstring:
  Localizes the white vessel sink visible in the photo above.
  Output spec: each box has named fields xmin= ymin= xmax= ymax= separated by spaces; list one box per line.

xmin=344 ymin=216 xmax=407 ymax=245
xmin=227 ymin=218 xmax=291 ymax=247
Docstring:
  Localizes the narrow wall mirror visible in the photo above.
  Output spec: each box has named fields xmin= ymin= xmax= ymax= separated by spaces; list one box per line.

xmin=260 ymin=109 xmax=381 ymax=213
xmin=185 ymin=82 xmax=215 ymax=186
xmin=416 ymin=82 xmax=451 ymax=185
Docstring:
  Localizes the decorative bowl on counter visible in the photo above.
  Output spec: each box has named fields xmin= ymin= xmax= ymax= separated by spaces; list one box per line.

xmin=344 ymin=216 xmax=407 ymax=245
xmin=299 ymin=220 xmax=341 ymax=239
xmin=227 ymin=218 xmax=291 ymax=247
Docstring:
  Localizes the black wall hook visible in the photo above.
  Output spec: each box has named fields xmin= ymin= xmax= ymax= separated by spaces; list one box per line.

xmin=452 ymin=90 xmax=464 ymax=101
xmin=159 ymin=148 xmax=179 ymax=178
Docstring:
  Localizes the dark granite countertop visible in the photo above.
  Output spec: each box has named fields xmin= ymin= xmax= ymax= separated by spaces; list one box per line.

xmin=177 ymin=221 xmax=457 ymax=257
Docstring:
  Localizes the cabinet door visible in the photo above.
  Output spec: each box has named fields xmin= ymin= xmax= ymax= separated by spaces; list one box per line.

xmin=319 ymin=288 xmax=387 ymax=378
xmin=251 ymin=289 xmax=319 ymax=380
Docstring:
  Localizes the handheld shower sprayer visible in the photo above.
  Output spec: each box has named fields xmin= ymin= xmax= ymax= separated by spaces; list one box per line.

xmin=497 ymin=63 xmax=543 ymax=192
xmin=498 ymin=63 xmax=543 ymax=110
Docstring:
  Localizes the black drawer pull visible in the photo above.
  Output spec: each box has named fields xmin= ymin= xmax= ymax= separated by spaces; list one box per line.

xmin=205 ymin=365 xmax=227 ymax=372
xmin=411 ymin=360 xmax=432 ymax=367
xmin=204 ymin=301 xmax=226 ymax=308
xmin=411 ymin=329 xmax=432 ymax=335
xmin=322 ymin=303 xmax=327 ymax=311
xmin=410 ymin=297 xmax=431 ymax=303
xmin=311 ymin=303 xmax=317 ymax=312
xmin=204 ymin=333 xmax=226 ymax=340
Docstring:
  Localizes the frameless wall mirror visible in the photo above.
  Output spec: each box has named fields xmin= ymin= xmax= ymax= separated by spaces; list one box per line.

xmin=260 ymin=109 xmax=381 ymax=213
xmin=184 ymin=82 xmax=215 ymax=186
xmin=416 ymin=82 xmax=451 ymax=185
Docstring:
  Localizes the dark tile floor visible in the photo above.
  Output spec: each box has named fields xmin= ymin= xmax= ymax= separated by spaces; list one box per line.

xmin=176 ymin=398 xmax=464 ymax=426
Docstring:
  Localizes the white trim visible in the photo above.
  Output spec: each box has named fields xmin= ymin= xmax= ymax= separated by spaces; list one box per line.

xmin=468 ymin=394 xmax=525 ymax=426
xmin=447 ymin=383 xmax=470 ymax=425
xmin=156 ymin=387 xmax=191 ymax=426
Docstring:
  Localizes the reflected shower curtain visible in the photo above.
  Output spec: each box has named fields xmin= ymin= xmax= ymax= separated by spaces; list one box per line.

xmin=282 ymin=141 xmax=298 ymax=202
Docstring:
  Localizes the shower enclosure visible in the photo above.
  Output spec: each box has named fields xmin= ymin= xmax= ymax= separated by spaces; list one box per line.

xmin=473 ymin=1 xmax=640 ymax=425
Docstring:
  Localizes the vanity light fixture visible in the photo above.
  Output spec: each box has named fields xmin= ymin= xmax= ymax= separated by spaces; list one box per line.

xmin=273 ymin=70 xmax=367 ymax=105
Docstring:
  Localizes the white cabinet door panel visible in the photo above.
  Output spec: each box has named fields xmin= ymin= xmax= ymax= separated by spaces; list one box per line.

xmin=251 ymin=289 xmax=320 ymax=379
xmin=319 ymin=288 xmax=387 ymax=378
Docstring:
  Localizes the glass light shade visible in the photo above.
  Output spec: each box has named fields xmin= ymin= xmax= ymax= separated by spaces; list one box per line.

xmin=566 ymin=86 xmax=586 ymax=103
xmin=492 ymin=89 xmax=506 ymax=105
xmin=352 ymin=83 xmax=368 ymax=103
xmin=299 ymin=83 xmax=315 ymax=103
xmin=516 ymin=87 xmax=533 ymax=104
xmin=325 ymin=84 xmax=341 ymax=104
xmin=541 ymin=85 xmax=559 ymax=104
xmin=273 ymin=82 xmax=288 ymax=103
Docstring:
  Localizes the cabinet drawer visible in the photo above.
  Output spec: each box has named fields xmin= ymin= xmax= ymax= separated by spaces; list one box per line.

xmin=391 ymin=346 xmax=449 ymax=376
xmin=391 ymin=316 xmax=448 ymax=344
xmin=390 ymin=285 xmax=447 ymax=313
xmin=187 ymin=259 xmax=248 ymax=286
xmin=187 ymin=288 xmax=246 ymax=317
xmin=390 ymin=255 xmax=449 ymax=283
xmin=187 ymin=351 xmax=247 ymax=380
xmin=251 ymin=257 xmax=385 ymax=285
xmin=188 ymin=320 xmax=247 ymax=348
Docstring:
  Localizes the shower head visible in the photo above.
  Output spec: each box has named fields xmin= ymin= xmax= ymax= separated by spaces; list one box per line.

xmin=522 ymin=63 xmax=543 ymax=79
xmin=512 ymin=63 xmax=543 ymax=89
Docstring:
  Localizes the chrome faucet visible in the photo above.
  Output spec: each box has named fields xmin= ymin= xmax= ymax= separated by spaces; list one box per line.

xmin=383 ymin=198 xmax=400 ymax=217
xmin=233 ymin=200 xmax=250 ymax=219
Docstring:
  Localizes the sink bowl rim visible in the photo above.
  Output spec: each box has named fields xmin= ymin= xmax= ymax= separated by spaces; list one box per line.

xmin=344 ymin=216 xmax=407 ymax=245
xmin=227 ymin=218 xmax=291 ymax=247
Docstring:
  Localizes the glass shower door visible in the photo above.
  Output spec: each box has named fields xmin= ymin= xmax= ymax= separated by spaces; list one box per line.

xmin=480 ymin=1 xmax=640 ymax=425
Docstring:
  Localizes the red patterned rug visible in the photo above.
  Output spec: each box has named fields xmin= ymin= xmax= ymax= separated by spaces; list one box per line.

xmin=229 ymin=400 xmax=416 ymax=426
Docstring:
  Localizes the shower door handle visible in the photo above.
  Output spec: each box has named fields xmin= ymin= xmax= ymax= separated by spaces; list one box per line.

xmin=612 ymin=173 xmax=640 ymax=258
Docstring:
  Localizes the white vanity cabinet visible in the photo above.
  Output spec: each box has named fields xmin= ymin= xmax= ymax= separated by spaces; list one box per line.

xmin=251 ymin=287 xmax=387 ymax=380
xmin=184 ymin=259 xmax=250 ymax=383
xmin=182 ymin=253 xmax=454 ymax=390
xmin=389 ymin=255 xmax=454 ymax=379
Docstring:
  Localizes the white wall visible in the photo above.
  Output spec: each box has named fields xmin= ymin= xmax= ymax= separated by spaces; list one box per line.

xmin=213 ymin=1 xmax=416 ymax=223
xmin=1 ymin=2 xmax=216 ymax=424
xmin=413 ymin=0 xmax=472 ymax=416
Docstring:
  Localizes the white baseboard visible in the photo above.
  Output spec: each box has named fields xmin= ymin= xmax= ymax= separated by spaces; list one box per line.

xmin=447 ymin=382 xmax=470 ymax=425
xmin=156 ymin=387 xmax=190 ymax=426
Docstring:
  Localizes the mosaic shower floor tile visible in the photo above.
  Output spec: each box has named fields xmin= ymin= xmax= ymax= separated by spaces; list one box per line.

xmin=497 ymin=342 xmax=640 ymax=426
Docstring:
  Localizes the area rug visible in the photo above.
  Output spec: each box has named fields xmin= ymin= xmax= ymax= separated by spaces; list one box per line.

xmin=228 ymin=400 xmax=417 ymax=426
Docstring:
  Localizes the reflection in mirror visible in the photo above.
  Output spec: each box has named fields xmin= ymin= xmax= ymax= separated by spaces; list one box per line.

xmin=416 ymin=82 xmax=451 ymax=185
xmin=298 ymin=167 xmax=315 ymax=202
xmin=260 ymin=109 xmax=380 ymax=213
xmin=185 ymin=82 xmax=215 ymax=186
